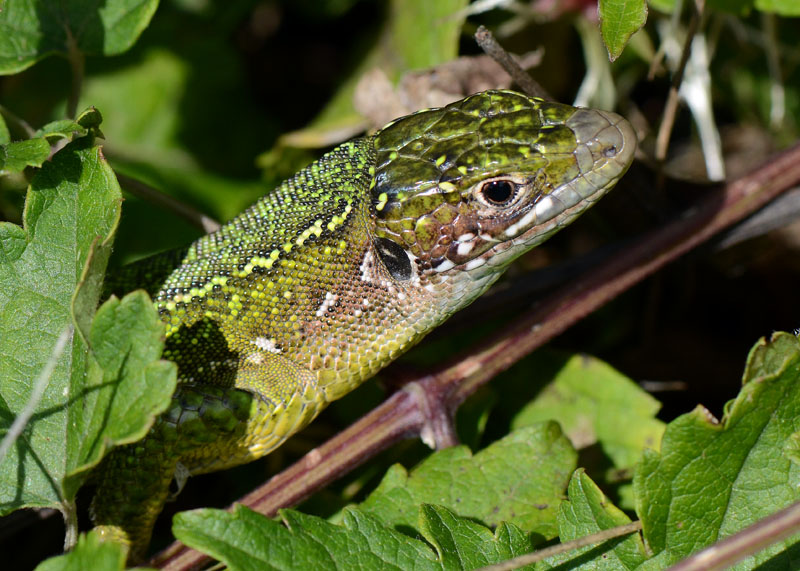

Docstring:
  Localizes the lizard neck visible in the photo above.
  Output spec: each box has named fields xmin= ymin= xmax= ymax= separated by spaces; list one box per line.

xmin=153 ymin=137 xmax=477 ymax=405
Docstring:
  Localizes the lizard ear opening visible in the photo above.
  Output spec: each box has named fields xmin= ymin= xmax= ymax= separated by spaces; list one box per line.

xmin=374 ymin=237 xmax=413 ymax=281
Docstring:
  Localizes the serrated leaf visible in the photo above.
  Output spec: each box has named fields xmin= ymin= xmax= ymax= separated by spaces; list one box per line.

xmin=0 ymin=137 xmax=119 ymax=512
xmin=0 ymin=137 xmax=50 ymax=174
xmin=634 ymin=331 xmax=800 ymax=568
xmin=0 ymin=136 xmax=175 ymax=516
xmin=63 ymin=292 xmax=176 ymax=498
xmin=357 ymin=423 xmax=577 ymax=539
xmin=539 ymin=469 xmax=647 ymax=569
xmin=599 ymin=0 xmax=648 ymax=61
xmin=175 ymin=503 xmax=537 ymax=571
xmin=0 ymin=0 xmax=160 ymax=74
xmin=35 ymin=530 xmax=127 ymax=571
xmin=512 ymin=354 xmax=664 ymax=471
xmin=420 ymin=504 xmax=534 ymax=570
xmin=173 ymin=505 xmax=440 ymax=571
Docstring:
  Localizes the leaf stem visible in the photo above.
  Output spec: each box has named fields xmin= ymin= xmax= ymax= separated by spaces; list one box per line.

xmin=65 ymin=28 xmax=85 ymax=120
xmin=62 ymin=501 xmax=79 ymax=552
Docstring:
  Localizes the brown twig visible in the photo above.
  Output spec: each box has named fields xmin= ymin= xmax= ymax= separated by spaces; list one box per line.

xmin=474 ymin=25 xmax=551 ymax=100
xmin=153 ymin=137 xmax=800 ymax=570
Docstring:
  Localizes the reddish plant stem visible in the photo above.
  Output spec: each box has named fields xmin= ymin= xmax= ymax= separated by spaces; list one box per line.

xmin=441 ymin=141 xmax=800 ymax=405
xmin=155 ymin=142 xmax=800 ymax=570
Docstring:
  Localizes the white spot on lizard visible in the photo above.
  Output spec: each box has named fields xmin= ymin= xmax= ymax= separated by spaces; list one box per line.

xmin=359 ymin=249 xmax=375 ymax=283
xmin=252 ymin=337 xmax=281 ymax=354
xmin=456 ymin=241 xmax=474 ymax=257
xmin=465 ymin=257 xmax=486 ymax=271
xmin=434 ymin=259 xmax=455 ymax=273
xmin=315 ymin=292 xmax=339 ymax=317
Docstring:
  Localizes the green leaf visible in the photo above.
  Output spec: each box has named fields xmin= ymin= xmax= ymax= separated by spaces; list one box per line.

xmin=260 ymin=0 xmax=469 ymax=157
xmin=75 ymin=107 xmax=103 ymax=132
xmin=419 ymin=504 xmax=534 ymax=570
xmin=0 ymin=115 xmax=9 ymax=144
xmin=35 ymin=530 xmax=127 ymax=571
xmin=756 ymin=0 xmax=800 ymax=14
xmin=539 ymin=469 xmax=647 ymax=569
xmin=78 ymin=46 xmax=267 ymax=230
xmin=512 ymin=354 xmax=664 ymax=471
xmin=648 ymin=0 xmax=755 ymax=14
xmin=0 ymin=137 xmax=50 ymax=174
xmin=34 ymin=120 xmax=87 ymax=143
xmin=63 ymin=292 xmax=177 ymax=499
xmin=174 ymin=503 xmax=536 ymax=570
xmin=0 ymin=108 xmax=103 ymax=175
xmin=646 ymin=0 xmax=676 ymax=12
xmin=33 ymin=109 xmax=102 ymax=147
xmin=0 ymin=136 xmax=176 ymax=516
xmin=0 ymin=0 xmax=160 ymax=74
xmin=388 ymin=0 xmax=466 ymax=71
xmin=634 ymin=331 xmax=800 ymax=568
xmin=0 ymin=137 xmax=117 ymax=512
xmin=357 ymin=423 xmax=577 ymax=539
xmin=173 ymin=505 xmax=440 ymax=571
xmin=599 ymin=0 xmax=648 ymax=61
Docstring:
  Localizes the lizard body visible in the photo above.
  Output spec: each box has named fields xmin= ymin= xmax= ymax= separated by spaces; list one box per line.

xmin=90 ymin=90 xmax=636 ymax=559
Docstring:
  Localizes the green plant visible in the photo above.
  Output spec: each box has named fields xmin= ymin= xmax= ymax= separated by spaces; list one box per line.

xmin=3 ymin=1 xmax=800 ymax=569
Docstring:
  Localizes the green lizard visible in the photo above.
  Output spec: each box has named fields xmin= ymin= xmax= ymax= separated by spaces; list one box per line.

xmin=90 ymin=90 xmax=636 ymax=560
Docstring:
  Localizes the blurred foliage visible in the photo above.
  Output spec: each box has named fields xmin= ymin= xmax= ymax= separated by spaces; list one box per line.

xmin=3 ymin=0 xmax=800 ymax=568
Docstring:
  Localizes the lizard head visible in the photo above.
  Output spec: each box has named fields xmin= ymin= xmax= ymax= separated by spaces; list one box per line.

xmin=370 ymin=90 xmax=635 ymax=286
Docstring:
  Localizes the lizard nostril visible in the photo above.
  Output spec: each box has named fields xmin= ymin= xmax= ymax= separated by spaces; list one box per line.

xmin=603 ymin=145 xmax=618 ymax=158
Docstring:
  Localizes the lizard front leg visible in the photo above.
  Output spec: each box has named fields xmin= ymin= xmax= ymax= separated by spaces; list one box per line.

xmin=90 ymin=354 xmax=324 ymax=561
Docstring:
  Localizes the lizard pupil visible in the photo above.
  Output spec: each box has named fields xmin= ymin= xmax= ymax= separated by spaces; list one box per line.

xmin=480 ymin=180 xmax=516 ymax=205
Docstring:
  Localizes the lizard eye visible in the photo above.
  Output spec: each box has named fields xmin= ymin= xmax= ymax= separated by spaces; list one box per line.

xmin=477 ymin=179 xmax=518 ymax=207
